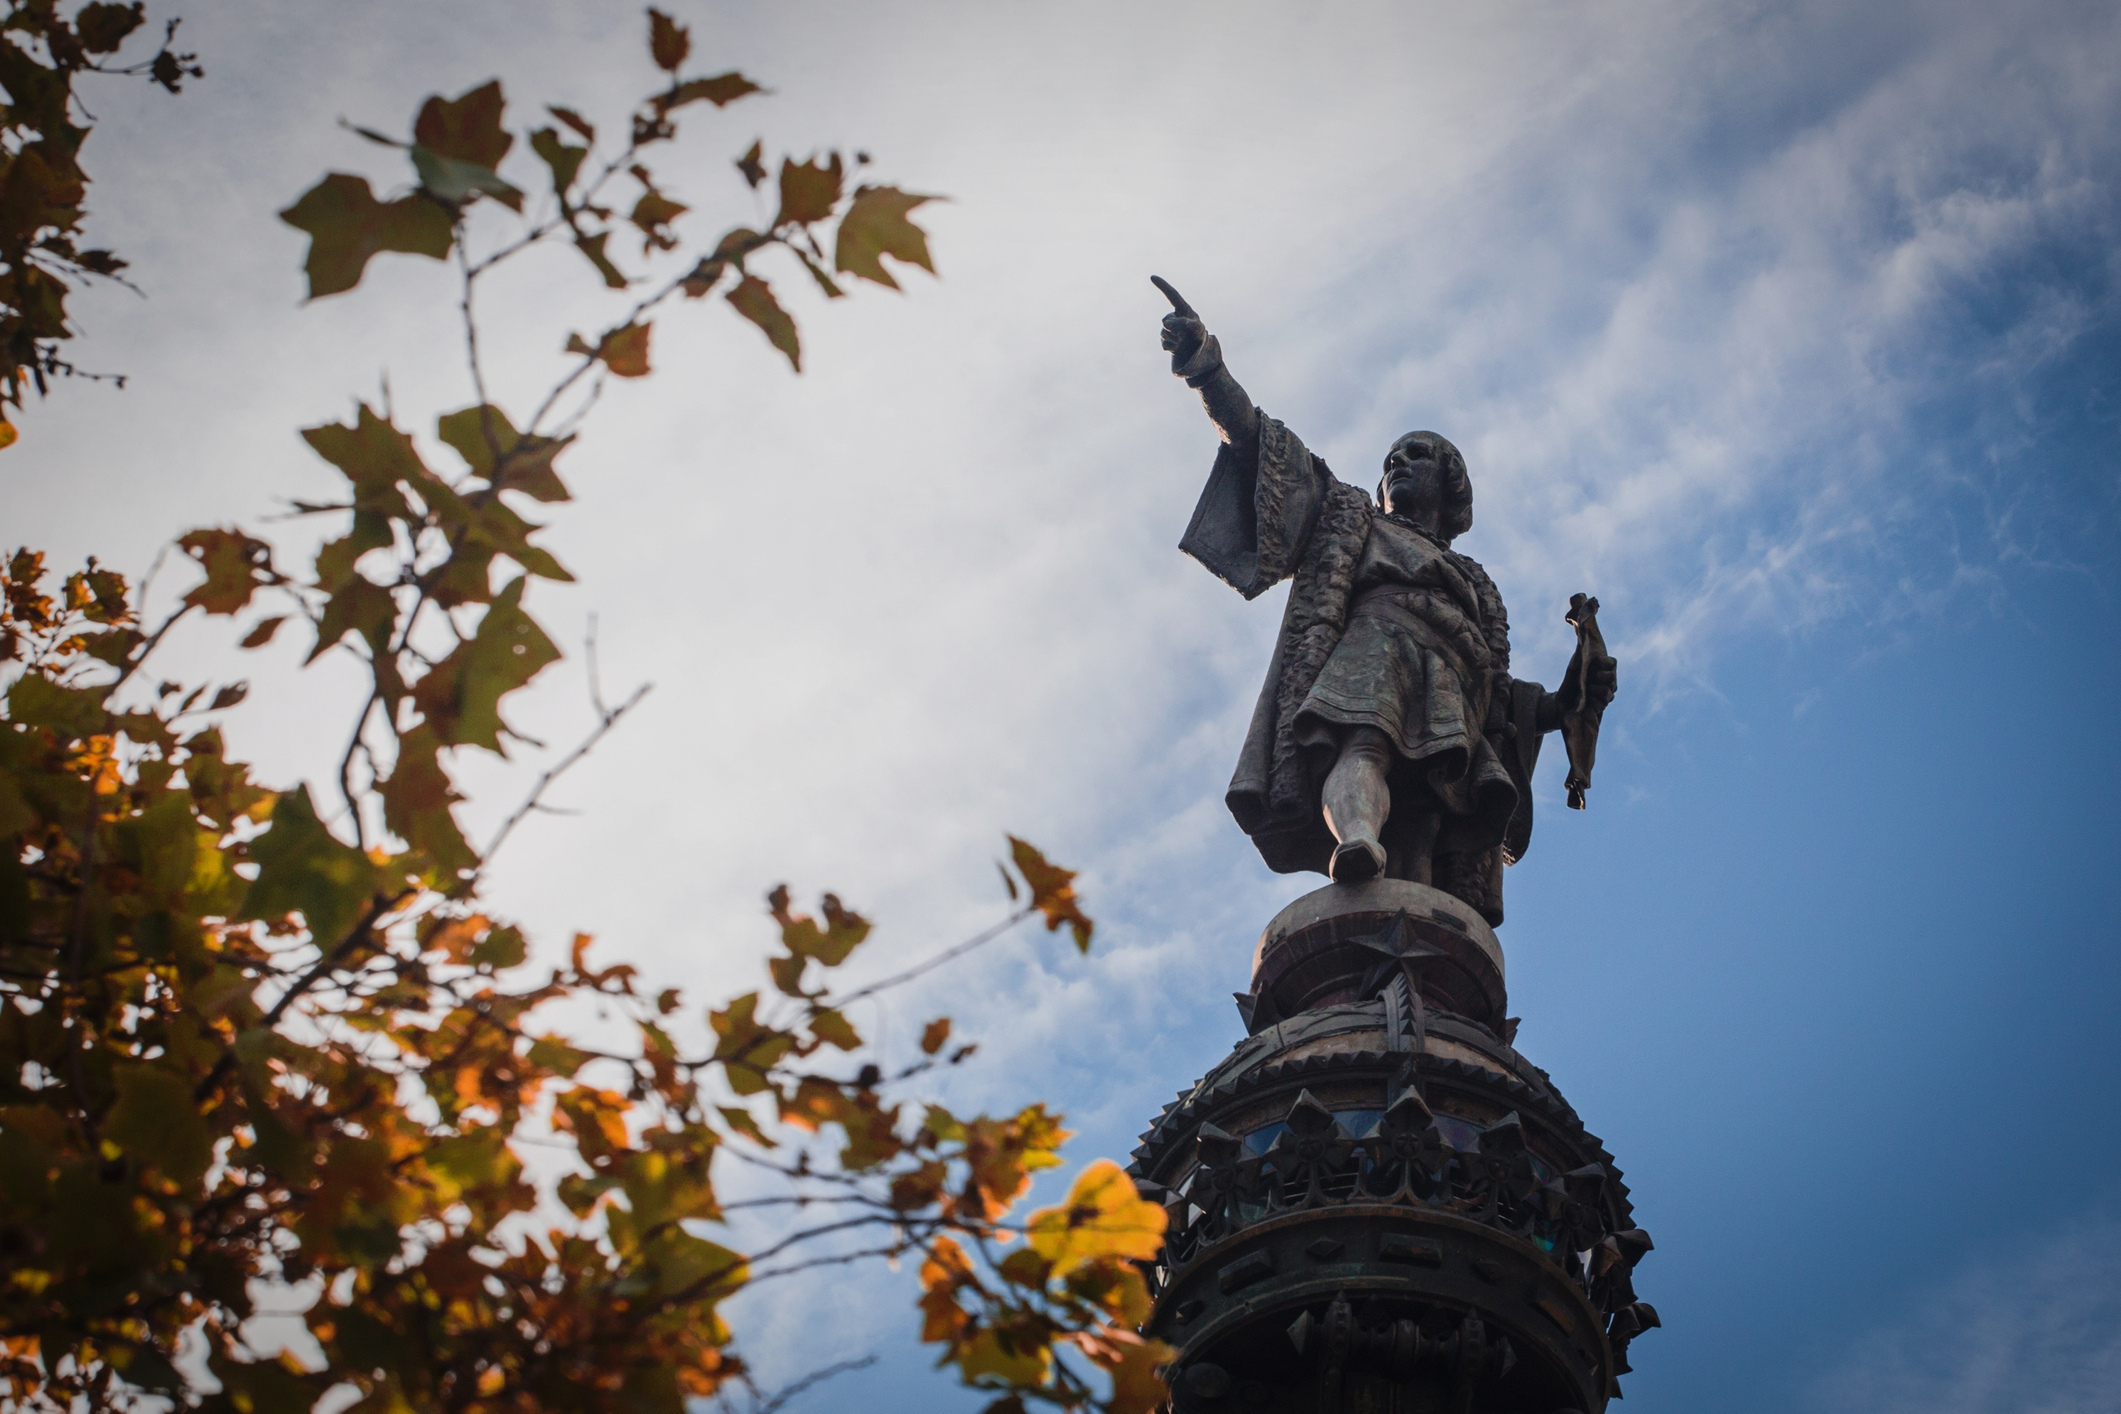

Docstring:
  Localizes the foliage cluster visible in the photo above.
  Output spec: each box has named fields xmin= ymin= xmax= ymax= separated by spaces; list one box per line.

xmin=0 ymin=0 xmax=198 ymax=438
xmin=1 ymin=8 xmax=1170 ymax=1412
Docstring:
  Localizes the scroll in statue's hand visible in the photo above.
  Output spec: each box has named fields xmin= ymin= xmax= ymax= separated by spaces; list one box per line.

xmin=1152 ymin=274 xmax=1208 ymax=373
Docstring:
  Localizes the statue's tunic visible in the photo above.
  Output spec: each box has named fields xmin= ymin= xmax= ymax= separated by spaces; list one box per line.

xmin=1180 ymin=415 xmax=1550 ymax=922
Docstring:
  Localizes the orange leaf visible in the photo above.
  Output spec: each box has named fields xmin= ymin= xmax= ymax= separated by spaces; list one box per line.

xmin=1007 ymin=836 xmax=1094 ymax=952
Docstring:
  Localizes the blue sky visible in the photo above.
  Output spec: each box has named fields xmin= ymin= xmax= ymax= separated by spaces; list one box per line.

xmin=8 ymin=1 xmax=2120 ymax=1410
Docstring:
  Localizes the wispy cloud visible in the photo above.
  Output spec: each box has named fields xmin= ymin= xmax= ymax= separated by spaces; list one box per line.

xmin=1807 ymin=1208 xmax=2121 ymax=1414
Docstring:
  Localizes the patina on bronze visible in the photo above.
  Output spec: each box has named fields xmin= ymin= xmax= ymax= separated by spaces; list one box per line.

xmin=1134 ymin=280 xmax=1653 ymax=1413
xmin=1154 ymin=276 xmax=1617 ymax=926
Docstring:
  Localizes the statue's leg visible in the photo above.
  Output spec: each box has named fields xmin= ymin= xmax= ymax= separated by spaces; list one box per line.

xmin=1323 ymin=726 xmax=1392 ymax=883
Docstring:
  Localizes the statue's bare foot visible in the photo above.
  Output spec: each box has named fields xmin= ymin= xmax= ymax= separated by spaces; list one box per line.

xmin=1329 ymin=838 xmax=1385 ymax=884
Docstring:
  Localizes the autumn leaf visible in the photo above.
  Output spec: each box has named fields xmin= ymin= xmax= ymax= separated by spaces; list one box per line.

xmin=240 ymin=783 xmax=379 ymax=950
xmin=767 ymin=886 xmax=870 ymax=965
xmin=105 ymin=1064 xmax=214 ymax=1190
xmin=177 ymin=528 xmax=274 ymax=615
xmin=776 ymin=153 xmax=843 ymax=227
xmin=279 ymin=173 xmax=453 ymax=299
xmin=667 ymin=73 xmax=762 ymax=109
xmin=647 ymin=9 xmax=690 ymax=71
xmin=549 ymin=104 xmax=595 ymax=142
xmin=809 ymin=1006 xmax=861 ymax=1051
xmin=921 ymin=1018 xmax=952 ymax=1055
xmin=239 ymin=615 xmax=287 ymax=648
xmin=307 ymin=573 xmax=396 ymax=665
xmin=1026 ymin=1160 xmax=1165 ymax=1274
xmin=409 ymin=576 xmax=561 ymax=754
xmin=835 ymin=185 xmax=938 ymax=290
xmin=1007 ymin=836 xmax=1094 ymax=951
xmin=727 ymin=275 xmax=798 ymax=371
xmin=530 ymin=127 xmax=586 ymax=195
xmin=573 ymin=229 xmax=629 ymax=288
xmin=437 ymin=403 xmax=574 ymax=502
xmin=735 ymin=139 xmax=765 ymax=188
xmin=413 ymin=80 xmax=513 ymax=169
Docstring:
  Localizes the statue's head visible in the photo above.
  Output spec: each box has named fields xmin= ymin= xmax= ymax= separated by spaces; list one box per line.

xmin=1378 ymin=431 xmax=1472 ymax=542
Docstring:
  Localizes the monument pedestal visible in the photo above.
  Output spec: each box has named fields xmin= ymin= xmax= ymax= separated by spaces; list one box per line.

xmin=1131 ymin=882 xmax=1655 ymax=1413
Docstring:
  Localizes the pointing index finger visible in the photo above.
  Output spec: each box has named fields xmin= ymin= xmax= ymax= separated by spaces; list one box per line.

xmin=1150 ymin=275 xmax=1198 ymax=321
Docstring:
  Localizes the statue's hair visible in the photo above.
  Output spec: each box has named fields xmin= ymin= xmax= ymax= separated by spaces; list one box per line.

xmin=1379 ymin=431 xmax=1473 ymax=542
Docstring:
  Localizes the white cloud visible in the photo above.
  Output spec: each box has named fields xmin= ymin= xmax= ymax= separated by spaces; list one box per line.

xmin=5 ymin=0 xmax=2117 ymax=1403
xmin=1808 ymin=1209 xmax=2121 ymax=1414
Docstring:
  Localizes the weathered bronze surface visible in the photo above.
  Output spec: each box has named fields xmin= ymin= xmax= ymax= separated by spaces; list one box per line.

xmin=1130 ymin=882 xmax=1656 ymax=1412
xmin=1155 ymin=277 xmax=1618 ymax=927
xmin=1135 ymin=283 xmax=1653 ymax=1411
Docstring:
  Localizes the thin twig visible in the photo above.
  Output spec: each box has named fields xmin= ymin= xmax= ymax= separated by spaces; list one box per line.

xmin=825 ymin=908 xmax=1034 ymax=1010
xmin=477 ymin=681 xmax=651 ymax=869
xmin=753 ymin=1356 xmax=877 ymax=1414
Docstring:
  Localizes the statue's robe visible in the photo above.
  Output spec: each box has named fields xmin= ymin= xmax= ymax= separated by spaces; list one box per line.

xmin=1180 ymin=415 xmax=1550 ymax=924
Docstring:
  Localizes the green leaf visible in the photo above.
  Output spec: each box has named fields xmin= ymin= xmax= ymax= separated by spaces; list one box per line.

xmin=411 ymin=146 xmax=525 ymax=212
xmin=436 ymin=404 xmax=573 ymax=503
xmin=530 ymin=127 xmax=586 ymax=195
xmin=409 ymin=576 xmax=560 ymax=754
xmin=314 ymin=510 xmax=393 ymax=592
xmin=834 ymin=185 xmax=938 ymax=290
xmin=241 ymin=784 xmax=378 ymax=949
xmin=776 ymin=153 xmax=843 ymax=227
xmin=6 ymin=673 xmax=106 ymax=738
xmin=380 ymin=723 xmax=473 ymax=876
xmin=809 ymin=1007 xmax=860 ymax=1051
xmin=413 ymin=80 xmax=514 ymax=169
xmin=105 ymin=1063 xmax=214 ymax=1189
xmin=726 ymin=275 xmax=799 ymax=371
xmin=302 ymin=403 xmax=432 ymax=521
xmin=278 ymin=173 xmax=453 ymax=299
xmin=306 ymin=574 xmax=396 ymax=665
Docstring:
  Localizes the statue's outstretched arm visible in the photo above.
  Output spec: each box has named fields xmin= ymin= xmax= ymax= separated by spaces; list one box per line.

xmin=1154 ymin=276 xmax=1258 ymax=454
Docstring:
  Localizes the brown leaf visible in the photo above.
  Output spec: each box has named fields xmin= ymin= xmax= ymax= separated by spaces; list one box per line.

xmin=726 ymin=275 xmax=799 ymax=371
xmin=208 ymin=682 xmax=249 ymax=710
xmin=1007 ymin=836 xmax=1094 ymax=951
xmin=648 ymin=9 xmax=691 ymax=71
xmin=920 ymin=1018 xmax=951 ymax=1055
xmin=667 ymin=73 xmax=761 ymax=109
xmin=573 ymin=230 xmax=628 ymax=289
xmin=177 ymin=528 xmax=273 ymax=616
xmin=549 ymin=105 xmax=596 ymax=142
xmin=413 ymin=80 xmax=513 ymax=169
xmin=239 ymin=616 xmax=287 ymax=649
xmin=596 ymin=323 xmax=653 ymax=378
xmin=834 ymin=185 xmax=938 ymax=291
xmin=735 ymin=139 xmax=765 ymax=189
xmin=776 ymin=153 xmax=843 ymax=227
xmin=279 ymin=173 xmax=453 ymax=299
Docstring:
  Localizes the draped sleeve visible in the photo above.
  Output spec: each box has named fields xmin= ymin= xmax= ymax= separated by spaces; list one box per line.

xmin=1178 ymin=414 xmax=1328 ymax=600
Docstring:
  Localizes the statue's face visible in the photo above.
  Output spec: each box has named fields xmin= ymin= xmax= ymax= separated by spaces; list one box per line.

xmin=1381 ymin=434 xmax=1445 ymax=521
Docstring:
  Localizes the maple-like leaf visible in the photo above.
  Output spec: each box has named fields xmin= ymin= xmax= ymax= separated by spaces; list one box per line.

xmin=279 ymin=173 xmax=452 ymax=299
xmin=834 ymin=185 xmax=938 ymax=290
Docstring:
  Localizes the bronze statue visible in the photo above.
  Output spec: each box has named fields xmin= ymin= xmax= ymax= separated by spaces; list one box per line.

xmin=1156 ymin=276 xmax=1617 ymax=925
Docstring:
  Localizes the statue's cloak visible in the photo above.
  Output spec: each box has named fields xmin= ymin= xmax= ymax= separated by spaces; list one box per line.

xmin=1180 ymin=416 xmax=1551 ymax=904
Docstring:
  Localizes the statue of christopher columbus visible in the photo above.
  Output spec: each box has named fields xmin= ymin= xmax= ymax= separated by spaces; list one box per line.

xmin=1157 ymin=277 xmax=1617 ymax=926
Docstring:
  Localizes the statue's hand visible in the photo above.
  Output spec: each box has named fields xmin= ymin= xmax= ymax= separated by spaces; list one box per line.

xmin=1585 ymin=655 xmax=1618 ymax=710
xmin=1152 ymin=274 xmax=1211 ymax=375
xmin=1161 ymin=310 xmax=1209 ymax=373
